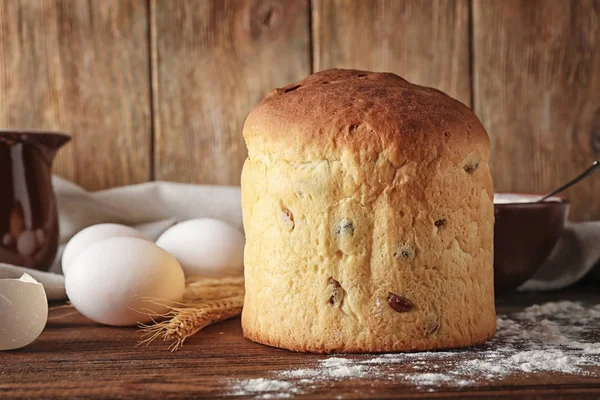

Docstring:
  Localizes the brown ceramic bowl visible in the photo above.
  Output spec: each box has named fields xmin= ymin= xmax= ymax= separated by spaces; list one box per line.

xmin=493 ymin=193 xmax=570 ymax=295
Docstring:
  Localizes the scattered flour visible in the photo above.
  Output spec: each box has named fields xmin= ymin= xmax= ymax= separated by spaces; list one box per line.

xmin=406 ymin=373 xmax=454 ymax=385
xmin=230 ymin=301 xmax=600 ymax=398
xmin=232 ymin=378 xmax=297 ymax=396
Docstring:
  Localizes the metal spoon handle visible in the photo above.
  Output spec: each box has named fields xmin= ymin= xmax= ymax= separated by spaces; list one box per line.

xmin=537 ymin=160 xmax=600 ymax=203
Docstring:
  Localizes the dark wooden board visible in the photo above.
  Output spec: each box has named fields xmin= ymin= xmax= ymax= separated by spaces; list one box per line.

xmin=0 ymin=0 xmax=152 ymax=191
xmin=1 ymin=288 xmax=600 ymax=399
xmin=472 ymin=0 xmax=600 ymax=221
xmin=151 ymin=0 xmax=310 ymax=185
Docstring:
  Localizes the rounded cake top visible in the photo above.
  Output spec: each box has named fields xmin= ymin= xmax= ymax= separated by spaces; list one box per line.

xmin=243 ymin=69 xmax=489 ymax=165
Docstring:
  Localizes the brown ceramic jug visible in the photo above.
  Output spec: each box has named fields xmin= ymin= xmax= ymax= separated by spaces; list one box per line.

xmin=0 ymin=130 xmax=70 ymax=271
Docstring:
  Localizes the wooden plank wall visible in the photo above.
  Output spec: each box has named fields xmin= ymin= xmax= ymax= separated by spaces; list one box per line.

xmin=0 ymin=0 xmax=151 ymax=191
xmin=473 ymin=0 xmax=600 ymax=221
xmin=152 ymin=0 xmax=310 ymax=185
xmin=313 ymin=0 xmax=471 ymax=105
xmin=0 ymin=0 xmax=599 ymax=221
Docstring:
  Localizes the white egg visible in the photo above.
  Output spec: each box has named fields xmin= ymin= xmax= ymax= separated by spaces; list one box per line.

xmin=156 ymin=218 xmax=245 ymax=277
xmin=0 ymin=273 xmax=48 ymax=351
xmin=62 ymin=223 xmax=148 ymax=275
xmin=65 ymin=237 xmax=185 ymax=326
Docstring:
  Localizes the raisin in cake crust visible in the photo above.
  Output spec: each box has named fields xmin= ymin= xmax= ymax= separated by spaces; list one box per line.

xmin=241 ymin=69 xmax=495 ymax=353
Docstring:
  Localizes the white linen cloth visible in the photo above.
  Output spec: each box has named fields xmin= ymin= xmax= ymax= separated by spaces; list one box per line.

xmin=0 ymin=176 xmax=597 ymax=299
xmin=520 ymin=222 xmax=600 ymax=290
xmin=1 ymin=176 xmax=242 ymax=300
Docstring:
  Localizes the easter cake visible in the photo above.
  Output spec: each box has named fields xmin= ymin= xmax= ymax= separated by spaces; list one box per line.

xmin=240 ymin=69 xmax=495 ymax=353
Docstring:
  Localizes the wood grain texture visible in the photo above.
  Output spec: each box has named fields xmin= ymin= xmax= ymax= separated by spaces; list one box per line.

xmin=152 ymin=0 xmax=310 ymax=185
xmin=0 ymin=0 xmax=152 ymax=191
xmin=473 ymin=0 xmax=600 ymax=221
xmin=312 ymin=0 xmax=471 ymax=106
xmin=1 ymin=288 xmax=600 ymax=399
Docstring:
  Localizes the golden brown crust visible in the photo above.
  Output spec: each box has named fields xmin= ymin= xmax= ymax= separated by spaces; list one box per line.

xmin=243 ymin=325 xmax=496 ymax=354
xmin=241 ymin=69 xmax=495 ymax=354
xmin=244 ymin=68 xmax=489 ymax=166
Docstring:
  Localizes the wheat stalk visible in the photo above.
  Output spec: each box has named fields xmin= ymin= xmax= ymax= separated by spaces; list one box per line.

xmin=137 ymin=276 xmax=245 ymax=351
xmin=183 ymin=278 xmax=245 ymax=302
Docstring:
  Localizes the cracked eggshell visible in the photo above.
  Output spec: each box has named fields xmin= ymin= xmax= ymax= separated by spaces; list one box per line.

xmin=62 ymin=224 xmax=149 ymax=275
xmin=65 ymin=237 xmax=185 ymax=326
xmin=156 ymin=218 xmax=245 ymax=277
xmin=0 ymin=273 xmax=48 ymax=351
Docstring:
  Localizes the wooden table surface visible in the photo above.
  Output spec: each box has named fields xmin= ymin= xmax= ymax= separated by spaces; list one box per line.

xmin=1 ymin=287 xmax=600 ymax=399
